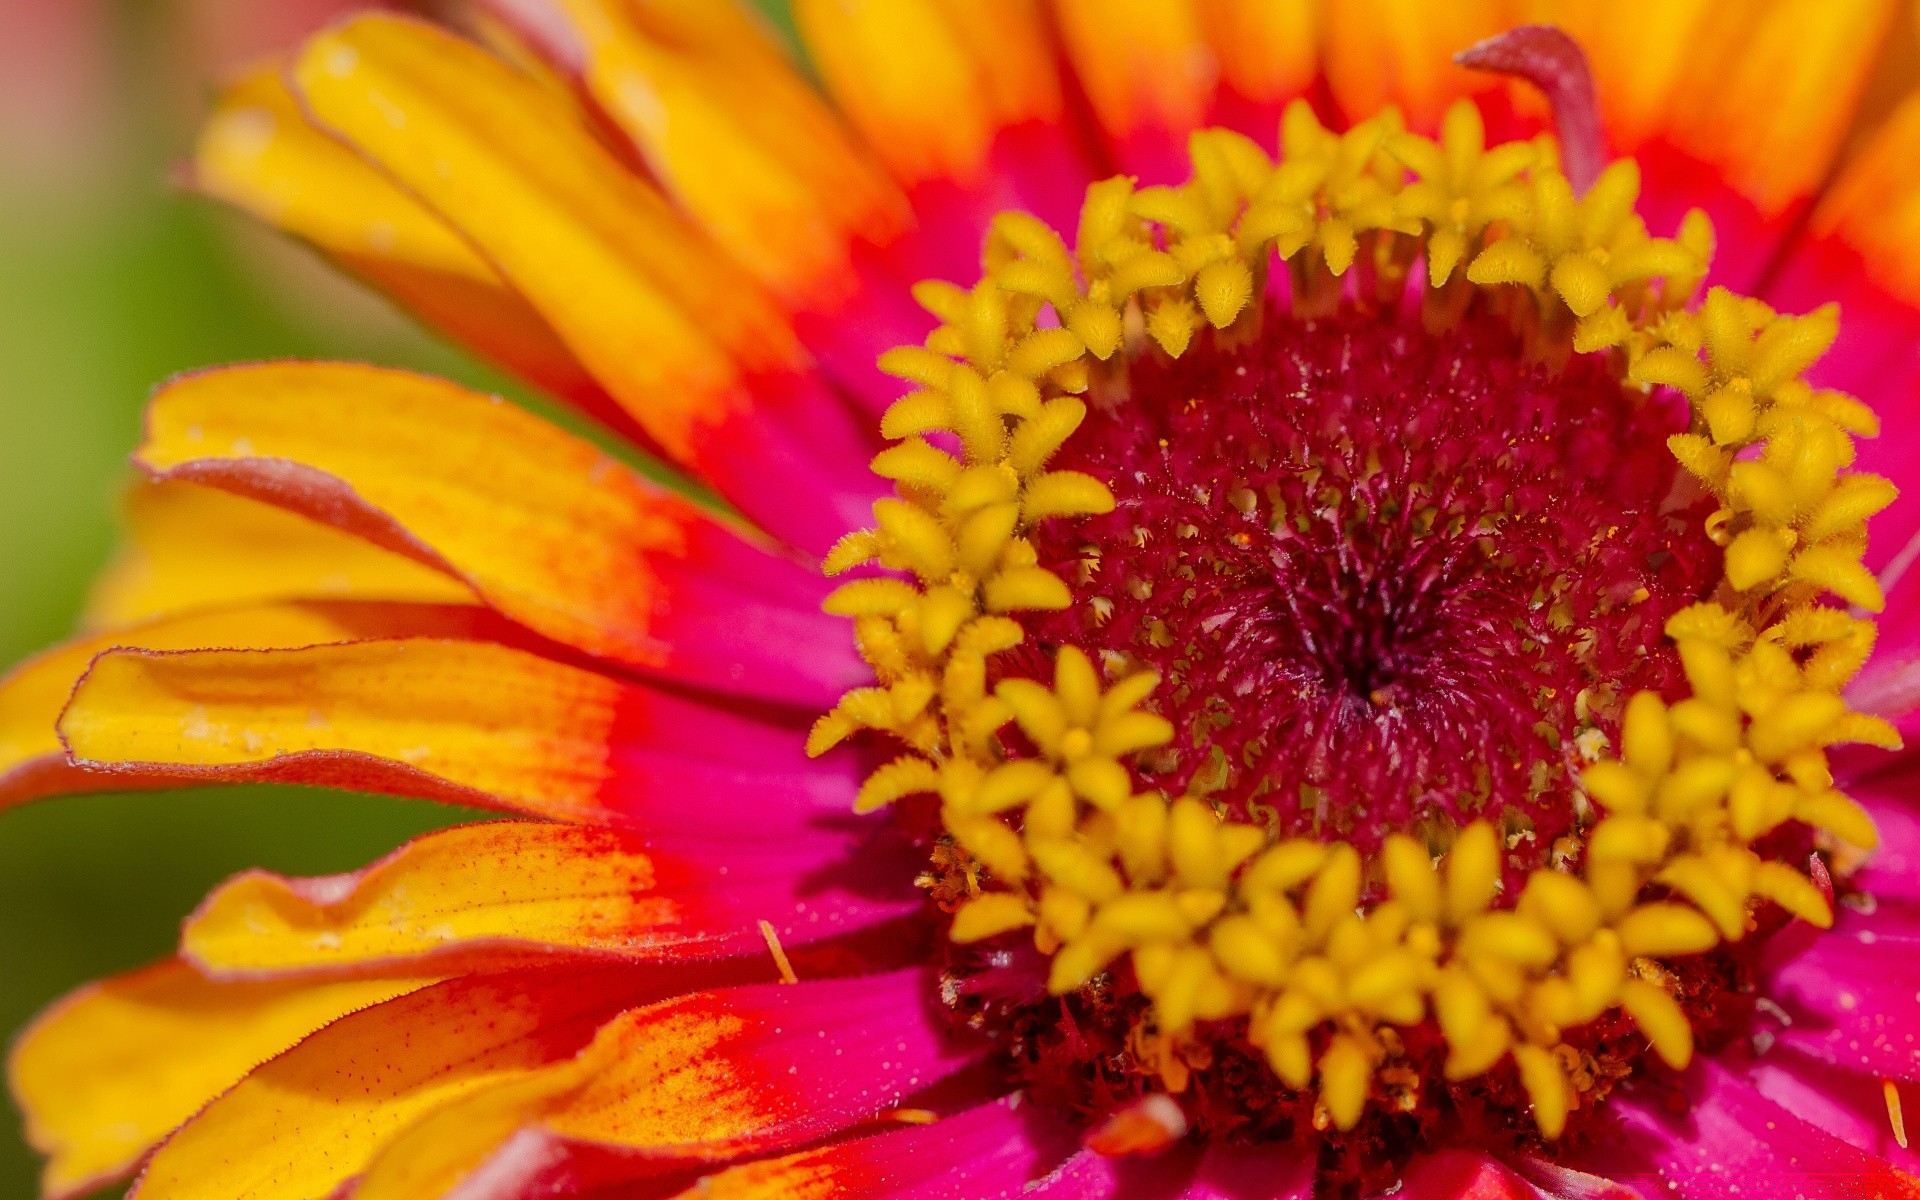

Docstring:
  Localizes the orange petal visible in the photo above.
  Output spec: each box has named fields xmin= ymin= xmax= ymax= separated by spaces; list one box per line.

xmin=662 ymin=1099 xmax=1072 ymax=1200
xmin=288 ymin=16 xmax=854 ymax=476
xmin=792 ymin=0 xmax=1062 ymax=188
xmin=86 ymin=479 xmax=475 ymax=629
xmin=1053 ymin=0 xmax=1215 ymax=156
xmin=181 ymin=818 xmax=912 ymax=976
xmin=7 ymin=959 xmax=431 ymax=1200
xmin=1652 ymin=0 xmax=1899 ymax=219
xmin=125 ymin=966 xmax=678 ymax=1200
xmin=1809 ymin=88 xmax=1920 ymax=309
xmin=0 ymin=599 xmax=495 ymax=810
xmin=58 ymin=638 xmax=855 ymax=831
xmin=1196 ymin=0 xmax=1318 ymax=113
xmin=135 ymin=361 xmax=860 ymax=702
xmin=1318 ymin=0 xmax=1522 ymax=132
xmin=191 ymin=66 xmax=636 ymax=433
xmin=352 ymin=972 xmax=967 ymax=1200
xmin=549 ymin=0 xmax=910 ymax=312
xmin=1776 ymin=87 xmax=1920 ymax=571
xmin=1548 ymin=0 xmax=1714 ymax=154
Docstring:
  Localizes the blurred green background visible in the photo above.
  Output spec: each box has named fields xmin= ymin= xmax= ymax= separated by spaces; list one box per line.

xmin=0 ymin=1 xmax=791 ymax=1194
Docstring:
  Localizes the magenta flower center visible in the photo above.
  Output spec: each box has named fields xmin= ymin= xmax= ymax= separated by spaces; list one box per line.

xmin=1028 ymin=308 xmax=1718 ymax=867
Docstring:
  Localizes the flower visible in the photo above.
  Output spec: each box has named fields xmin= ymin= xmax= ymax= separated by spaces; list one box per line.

xmin=5 ymin=2 xmax=1920 ymax=1199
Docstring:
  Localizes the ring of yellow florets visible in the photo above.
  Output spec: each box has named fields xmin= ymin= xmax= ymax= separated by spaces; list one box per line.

xmin=808 ymin=100 xmax=1902 ymax=1140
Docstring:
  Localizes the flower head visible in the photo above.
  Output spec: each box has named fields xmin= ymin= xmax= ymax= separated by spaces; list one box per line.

xmin=6 ymin=4 xmax=1920 ymax=1200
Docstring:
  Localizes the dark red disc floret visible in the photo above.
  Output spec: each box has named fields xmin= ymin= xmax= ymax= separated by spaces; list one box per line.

xmin=1024 ymin=306 xmax=1720 ymax=868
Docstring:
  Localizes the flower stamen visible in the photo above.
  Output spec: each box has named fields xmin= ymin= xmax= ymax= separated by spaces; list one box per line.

xmin=814 ymin=98 xmax=1900 ymax=1146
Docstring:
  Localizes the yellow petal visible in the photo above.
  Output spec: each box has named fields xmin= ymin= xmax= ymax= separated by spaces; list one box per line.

xmin=0 ymin=599 xmax=488 ymax=809
xmin=8 ymin=960 xmax=431 ymax=1200
xmin=86 ymin=480 xmax=474 ymax=629
xmin=293 ymin=15 xmax=802 ymax=462
xmin=135 ymin=362 xmax=852 ymax=702
xmin=192 ymin=67 xmax=614 ymax=415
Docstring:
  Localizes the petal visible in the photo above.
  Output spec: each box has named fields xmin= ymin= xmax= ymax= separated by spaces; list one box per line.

xmin=1318 ymin=0 xmax=1522 ymax=133
xmin=1766 ymin=900 xmax=1920 ymax=1082
xmin=526 ymin=0 xmax=938 ymax=413
xmin=1551 ymin=0 xmax=1713 ymax=154
xmin=86 ymin=479 xmax=476 ymax=629
xmin=1623 ymin=0 xmax=1902 ymax=286
xmin=135 ymin=969 xmax=964 ymax=1200
xmin=124 ymin=966 xmax=686 ymax=1200
xmin=190 ymin=67 xmax=645 ymax=442
xmin=1193 ymin=0 xmax=1319 ymax=135
xmin=6 ymin=959 xmax=432 ymax=1200
xmin=1765 ymin=90 xmax=1920 ymax=571
xmin=57 ymin=638 xmax=858 ymax=832
xmin=1052 ymin=0 xmax=1215 ymax=181
xmin=0 ymin=599 xmax=496 ymax=810
xmin=136 ymin=361 xmax=860 ymax=705
xmin=1178 ymin=1143 xmax=1314 ymax=1198
xmin=1851 ymin=761 xmax=1920 ymax=902
xmin=350 ymin=970 xmax=972 ymax=1200
xmin=1509 ymin=1156 xmax=1646 ymax=1200
xmin=290 ymin=14 xmax=876 ymax=551
xmin=1397 ymin=1151 xmax=1535 ymax=1199
xmin=1050 ymin=0 xmax=1317 ymax=181
xmin=546 ymin=0 xmax=909 ymax=315
xmin=1020 ymin=1141 xmax=1308 ymax=1199
xmin=662 ymin=1098 xmax=1080 ymax=1200
xmin=1611 ymin=1061 xmax=1920 ymax=1200
xmin=181 ymin=819 xmax=916 ymax=977
xmin=792 ymin=0 xmax=1057 ymax=190
xmin=1747 ymin=1048 xmax=1920 ymax=1180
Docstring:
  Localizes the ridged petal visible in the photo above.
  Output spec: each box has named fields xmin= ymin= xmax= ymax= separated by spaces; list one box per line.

xmin=123 ymin=967 xmax=680 ymax=1200
xmin=1574 ymin=0 xmax=1904 ymax=288
xmin=547 ymin=0 xmax=908 ymax=312
xmin=86 ymin=480 xmax=476 ymax=629
xmin=664 ymin=1098 xmax=1081 ymax=1200
xmin=1611 ymin=1062 xmax=1920 ymax=1199
xmin=0 ymin=600 xmax=497 ymax=810
xmin=6 ymin=960 xmax=432 ymax=1200
xmin=130 ymin=969 xmax=963 ymax=1200
xmin=1021 ymin=1144 xmax=1307 ymax=1199
xmin=1767 ymin=900 xmax=1920 ymax=1082
xmin=792 ymin=0 xmax=1056 ymax=189
xmin=290 ymin=13 xmax=876 ymax=551
xmin=136 ymin=361 xmax=860 ymax=704
xmin=349 ymin=970 xmax=969 ymax=1200
xmin=1052 ymin=0 xmax=1212 ymax=181
xmin=1397 ymin=1151 xmax=1535 ymax=1199
xmin=1766 ymin=90 xmax=1920 ymax=572
xmin=1317 ymin=0 xmax=1523 ymax=134
xmin=1852 ymin=768 xmax=1920 ymax=902
xmin=792 ymin=0 xmax=1092 ymax=252
xmin=191 ymin=68 xmax=643 ymax=441
xmin=1747 ymin=1048 xmax=1920 ymax=1180
xmin=1050 ymin=0 xmax=1315 ymax=182
xmin=181 ymin=819 xmax=916 ymax=976
xmin=1548 ymin=0 xmax=1713 ymax=153
xmin=57 ymin=638 xmax=858 ymax=832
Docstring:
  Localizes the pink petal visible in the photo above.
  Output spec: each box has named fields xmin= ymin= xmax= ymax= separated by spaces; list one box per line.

xmin=1511 ymin=1156 xmax=1649 ymax=1200
xmin=646 ymin=1098 xmax=1082 ymax=1200
xmin=1179 ymin=1143 xmax=1314 ymax=1199
xmin=1398 ymin=1150 xmax=1536 ymax=1199
xmin=1766 ymin=901 xmax=1920 ymax=1082
xmin=1747 ymin=1047 xmax=1920 ymax=1179
xmin=1612 ymin=1060 xmax=1920 ymax=1198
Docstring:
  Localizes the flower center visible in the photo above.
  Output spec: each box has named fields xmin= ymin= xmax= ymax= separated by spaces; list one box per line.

xmin=1025 ymin=309 xmax=1719 ymax=869
xmin=811 ymin=95 xmax=1899 ymax=1185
